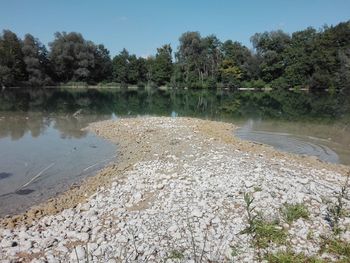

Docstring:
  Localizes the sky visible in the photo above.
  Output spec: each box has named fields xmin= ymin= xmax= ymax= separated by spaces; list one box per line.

xmin=0 ymin=0 xmax=349 ymax=57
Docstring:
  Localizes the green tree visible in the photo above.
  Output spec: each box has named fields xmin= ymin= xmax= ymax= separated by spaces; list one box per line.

xmin=251 ymin=30 xmax=291 ymax=82
xmin=152 ymin=44 xmax=173 ymax=86
xmin=283 ymin=27 xmax=317 ymax=89
xmin=49 ymin=32 xmax=108 ymax=82
xmin=91 ymin=44 xmax=113 ymax=83
xmin=221 ymin=40 xmax=259 ymax=82
xmin=22 ymin=34 xmax=52 ymax=86
xmin=112 ymin=49 xmax=130 ymax=85
xmin=219 ymin=59 xmax=242 ymax=89
xmin=200 ymin=35 xmax=222 ymax=81
xmin=310 ymin=22 xmax=350 ymax=92
xmin=176 ymin=31 xmax=203 ymax=86
xmin=0 ymin=30 xmax=27 ymax=87
xmin=337 ymin=48 xmax=350 ymax=93
xmin=112 ymin=49 xmax=147 ymax=86
xmin=176 ymin=32 xmax=224 ymax=88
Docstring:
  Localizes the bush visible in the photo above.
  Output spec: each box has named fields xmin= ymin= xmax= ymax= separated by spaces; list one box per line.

xmin=97 ymin=81 xmax=121 ymax=87
xmin=61 ymin=81 xmax=88 ymax=87
xmin=270 ymin=77 xmax=290 ymax=90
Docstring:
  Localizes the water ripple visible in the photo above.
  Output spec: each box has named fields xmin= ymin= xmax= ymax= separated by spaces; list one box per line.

xmin=235 ymin=129 xmax=339 ymax=164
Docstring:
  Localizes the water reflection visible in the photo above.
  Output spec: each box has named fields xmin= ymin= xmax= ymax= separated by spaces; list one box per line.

xmin=0 ymin=111 xmax=113 ymax=140
xmin=1 ymin=87 xmax=349 ymax=142
xmin=0 ymin=110 xmax=115 ymax=216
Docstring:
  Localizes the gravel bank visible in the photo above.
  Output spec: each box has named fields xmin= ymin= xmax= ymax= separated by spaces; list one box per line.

xmin=0 ymin=117 xmax=349 ymax=262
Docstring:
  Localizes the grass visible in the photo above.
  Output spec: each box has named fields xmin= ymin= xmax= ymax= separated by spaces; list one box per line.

xmin=281 ymin=203 xmax=310 ymax=223
xmin=253 ymin=219 xmax=287 ymax=248
xmin=320 ymin=237 xmax=350 ymax=261
xmin=307 ymin=230 xmax=314 ymax=240
xmin=166 ymin=250 xmax=185 ymax=261
xmin=254 ymin=186 xmax=263 ymax=192
xmin=241 ymin=193 xmax=287 ymax=249
xmin=265 ymin=250 xmax=325 ymax=263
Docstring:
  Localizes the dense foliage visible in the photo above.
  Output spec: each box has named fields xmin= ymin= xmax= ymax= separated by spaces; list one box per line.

xmin=0 ymin=20 xmax=349 ymax=93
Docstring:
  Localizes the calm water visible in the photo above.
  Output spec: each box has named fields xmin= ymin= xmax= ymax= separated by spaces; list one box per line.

xmin=0 ymin=112 xmax=116 ymax=216
xmin=0 ymin=87 xmax=349 ymax=216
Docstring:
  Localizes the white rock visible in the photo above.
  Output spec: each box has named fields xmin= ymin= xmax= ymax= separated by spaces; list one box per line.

xmin=19 ymin=240 xmax=32 ymax=251
xmin=93 ymin=247 xmax=102 ymax=256
xmin=192 ymin=209 xmax=203 ymax=218
xmin=168 ymin=225 xmax=178 ymax=233
xmin=88 ymin=242 xmax=99 ymax=252
xmin=211 ymin=217 xmax=221 ymax=224
xmin=133 ymin=192 xmax=143 ymax=203
xmin=77 ymin=232 xmax=90 ymax=242
xmin=72 ymin=246 xmax=85 ymax=261
xmin=245 ymin=181 xmax=254 ymax=188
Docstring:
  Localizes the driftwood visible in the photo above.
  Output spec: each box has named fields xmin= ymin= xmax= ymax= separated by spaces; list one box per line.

xmin=14 ymin=154 xmax=116 ymax=193
xmin=83 ymin=154 xmax=117 ymax=172
xmin=17 ymin=162 xmax=55 ymax=191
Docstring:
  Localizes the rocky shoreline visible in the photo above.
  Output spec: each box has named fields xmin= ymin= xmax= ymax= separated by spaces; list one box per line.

xmin=0 ymin=117 xmax=349 ymax=262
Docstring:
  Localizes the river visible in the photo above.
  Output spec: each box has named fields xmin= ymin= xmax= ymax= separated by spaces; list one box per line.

xmin=0 ymin=87 xmax=349 ymax=216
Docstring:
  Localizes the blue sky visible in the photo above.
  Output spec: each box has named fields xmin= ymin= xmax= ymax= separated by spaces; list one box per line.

xmin=0 ymin=0 xmax=349 ymax=57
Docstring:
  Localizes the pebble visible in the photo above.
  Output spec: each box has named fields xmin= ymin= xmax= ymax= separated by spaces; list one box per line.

xmin=191 ymin=209 xmax=203 ymax=218
xmin=0 ymin=117 xmax=347 ymax=262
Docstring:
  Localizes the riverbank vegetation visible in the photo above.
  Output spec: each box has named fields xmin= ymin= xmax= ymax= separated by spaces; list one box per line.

xmin=0 ymin=21 xmax=349 ymax=93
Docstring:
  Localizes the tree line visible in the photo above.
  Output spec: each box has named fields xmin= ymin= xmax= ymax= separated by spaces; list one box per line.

xmin=0 ymin=20 xmax=349 ymax=92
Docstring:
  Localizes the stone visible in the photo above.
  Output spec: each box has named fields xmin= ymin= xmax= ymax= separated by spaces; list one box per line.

xmin=93 ymin=247 xmax=102 ymax=256
xmin=1 ymin=117 xmax=348 ymax=262
xmin=133 ymin=192 xmax=142 ymax=203
xmin=191 ymin=209 xmax=203 ymax=218
xmin=57 ymin=245 xmax=69 ymax=254
xmin=20 ymin=241 xmax=33 ymax=251
xmin=77 ymin=232 xmax=90 ymax=242
xmin=211 ymin=217 xmax=221 ymax=224
xmin=88 ymin=242 xmax=99 ymax=252
xmin=245 ymin=181 xmax=254 ymax=188
xmin=1 ymin=229 xmax=12 ymax=237
xmin=168 ymin=225 xmax=178 ymax=233
xmin=72 ymin=246 xmax=85 ymax=261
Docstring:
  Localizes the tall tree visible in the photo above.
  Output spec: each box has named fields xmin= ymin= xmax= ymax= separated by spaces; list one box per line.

xmin=337 ymin=48 xmax=350 ymax=93
xmin=309 ymin=22 xmax=350 ymax=91
xmin=112 ymin=49 xmax=148 ymax=86
xmin=176 ymin=32 xmax=225 ymax=87
xmin=22 ymin=34 xmax=52 ymax=86
xmin=221 ymin=40 xmax=257 ymax=81
xmin=112 ymin=49 xmax=131 ymax=85
xmin=283 ymin=27 xmax=317 ymax=89
xmin=91 ymin=44 xmax=112 ymax=83
xmin=152 ymin=44 xmax=173 ymax=86
xmin=251 ymin=30 xmax=291 ymax=82
xmin=0 ymin=30 xmax=27 ymax=87
xmin=176 ymin=31 xmax=203 ymax=85
xmin=201 ymin=35 xmax=222 ymax=80
xmin=49 ymin=32 xmax=95 ymax=82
